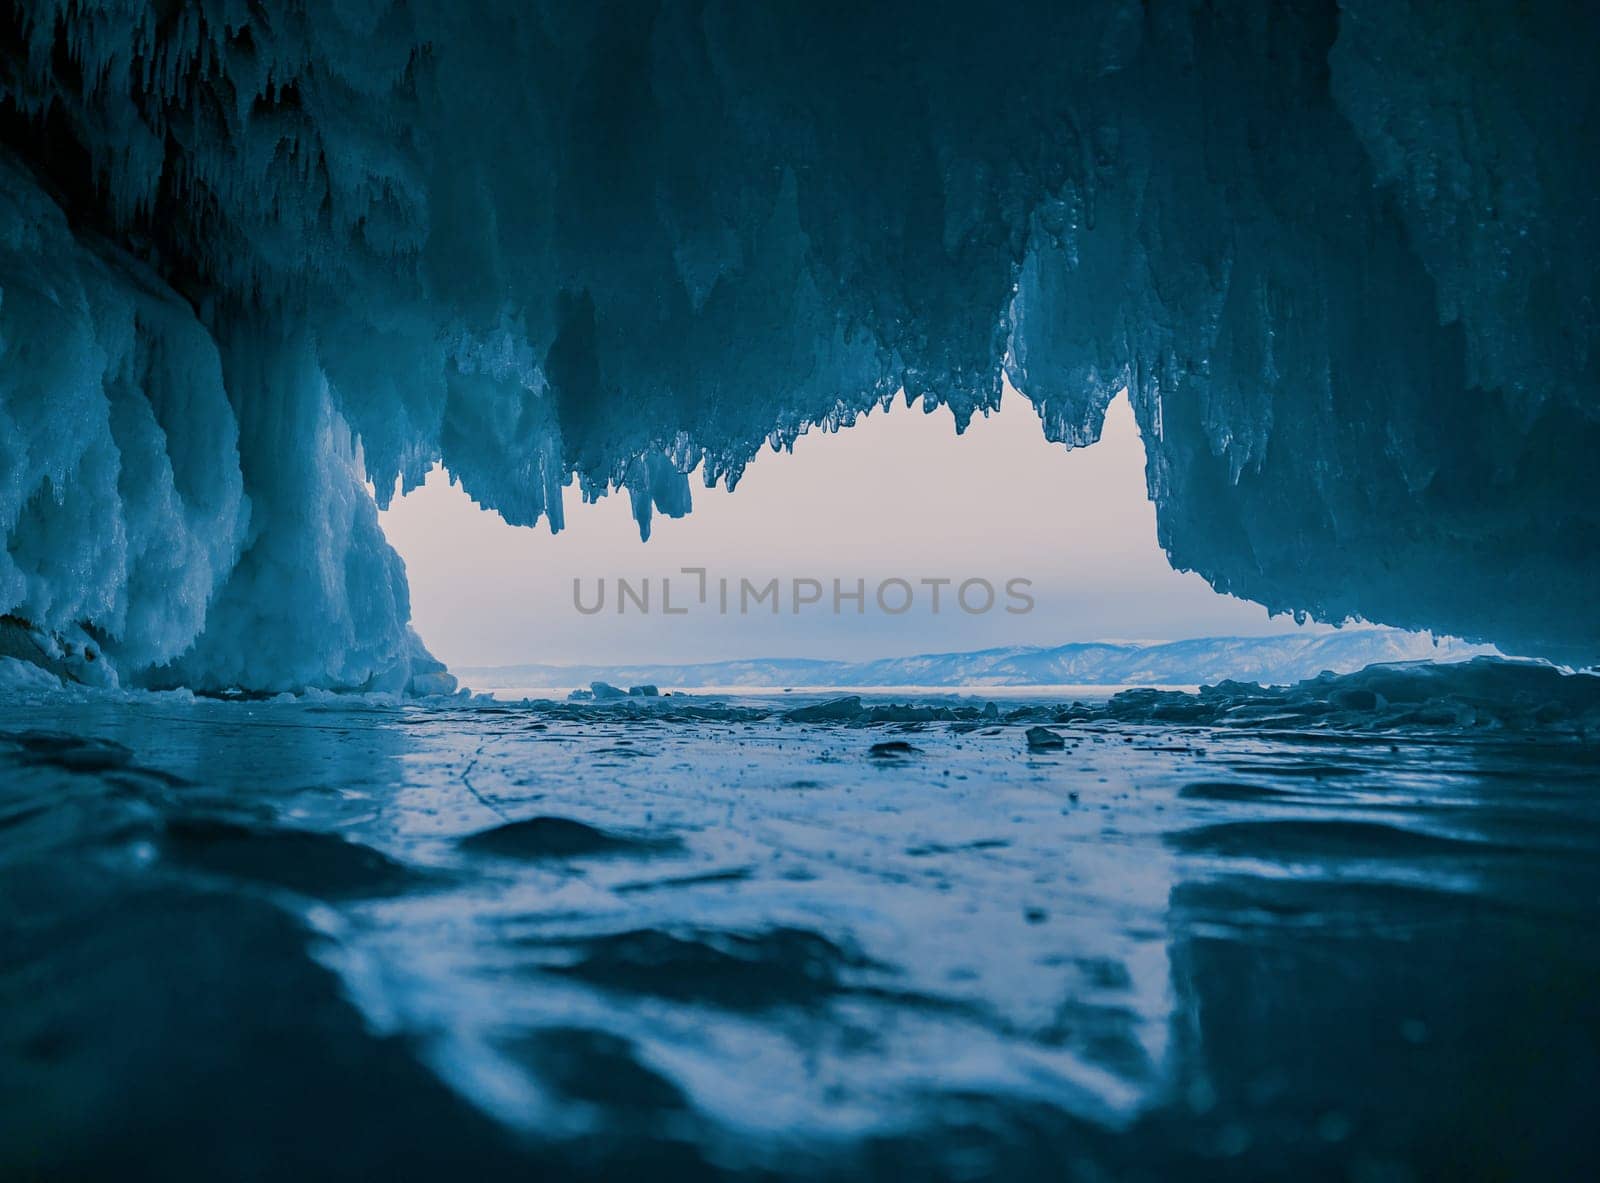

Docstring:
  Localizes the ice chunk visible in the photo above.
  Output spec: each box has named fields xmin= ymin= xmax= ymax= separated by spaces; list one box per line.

xmin=1026 ymin=727 xmax=1067 ymax=751
xmin=0 ymin=655 xmax=62 ymax=696
xmin=1094 ymin=658 xmax=1600 ymax=735
xmin=785 ymin=697 xmax=865 ymax=724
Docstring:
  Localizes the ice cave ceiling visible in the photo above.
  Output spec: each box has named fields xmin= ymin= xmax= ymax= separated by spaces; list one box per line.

xmin=0 ymin=0 xmax=1596 ymax=690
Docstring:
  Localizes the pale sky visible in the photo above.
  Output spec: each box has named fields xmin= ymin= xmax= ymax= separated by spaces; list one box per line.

xmin=379 ymin=389 xmax=1326 ymax=668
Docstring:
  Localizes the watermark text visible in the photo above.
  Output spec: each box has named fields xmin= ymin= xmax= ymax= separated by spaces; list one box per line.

xmin=572 ymin=568 xmax=1035 ymax=616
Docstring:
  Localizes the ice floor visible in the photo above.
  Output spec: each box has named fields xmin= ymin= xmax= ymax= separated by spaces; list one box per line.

xmin=3 ymin=691 xmax=1598 ymax=1179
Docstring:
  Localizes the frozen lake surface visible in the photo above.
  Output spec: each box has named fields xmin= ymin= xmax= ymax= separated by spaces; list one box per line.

xmin=3 ymin=685 xmax=1598 ymax=1179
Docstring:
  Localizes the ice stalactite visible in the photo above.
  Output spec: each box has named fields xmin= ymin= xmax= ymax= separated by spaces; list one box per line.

xmin=0 ymin=0 xmax=1596 ymax=689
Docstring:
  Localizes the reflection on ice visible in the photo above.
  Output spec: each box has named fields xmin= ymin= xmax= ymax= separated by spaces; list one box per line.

xmin=363 ymin=698 xmax=1181 ymax=1149
xmin=2 ymin=683 xmax=1597 ymax=1178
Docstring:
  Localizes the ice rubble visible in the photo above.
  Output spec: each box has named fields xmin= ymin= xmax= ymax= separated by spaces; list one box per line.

xmin=0 ymin=1 xmax=1597 ymax=690
xmin=775 ymin=657 xmax=1600 ymax=736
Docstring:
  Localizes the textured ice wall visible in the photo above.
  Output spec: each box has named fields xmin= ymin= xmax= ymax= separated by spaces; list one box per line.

xmin=0 ymin=0 xmax=1596 ymax=688
xmin=0 ymin=153 xmax=246 ymax=685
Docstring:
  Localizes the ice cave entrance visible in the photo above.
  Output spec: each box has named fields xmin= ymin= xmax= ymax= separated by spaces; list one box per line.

xmin=379 ymin=387 xmax=1327 ymax=675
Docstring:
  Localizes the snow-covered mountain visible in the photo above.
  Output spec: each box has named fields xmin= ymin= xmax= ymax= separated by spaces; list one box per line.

xmin=460 ymin=630 xmax=1498 ymax=692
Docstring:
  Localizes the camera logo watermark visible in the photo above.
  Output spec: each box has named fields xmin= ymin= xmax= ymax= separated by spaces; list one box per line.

xmin=573 ymin=568 xmax=1034 ymax=616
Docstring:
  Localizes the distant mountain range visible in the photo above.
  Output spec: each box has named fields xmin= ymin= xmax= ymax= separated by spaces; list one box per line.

xmin=458 ymin=629 xmax=1498 ymax=691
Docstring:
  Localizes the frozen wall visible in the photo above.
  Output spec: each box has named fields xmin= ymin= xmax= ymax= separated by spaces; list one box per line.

xmin=0 ymin=0 xmax=1595 ymax=689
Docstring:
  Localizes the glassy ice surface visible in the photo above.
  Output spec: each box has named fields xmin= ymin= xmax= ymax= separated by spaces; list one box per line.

xmin=6 ymin=3 xmax=1600 ymax=687
xmin=3 ymin=686 xmax=1597 ymax=1178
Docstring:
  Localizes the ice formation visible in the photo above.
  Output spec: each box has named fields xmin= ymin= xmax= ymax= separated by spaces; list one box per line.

xmin=0 ymin=1 xmax=1596 ymax=690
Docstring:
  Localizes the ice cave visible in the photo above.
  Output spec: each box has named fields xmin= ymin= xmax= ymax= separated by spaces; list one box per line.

xmin=1 ymin=3 xmax=1598 ymax=1180
xmin=0 ymin=0 xmax=1595 ymax=691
